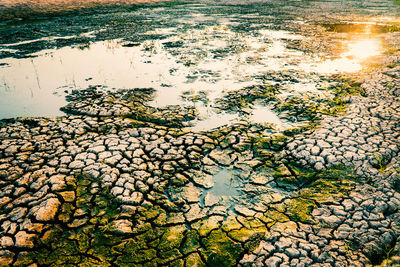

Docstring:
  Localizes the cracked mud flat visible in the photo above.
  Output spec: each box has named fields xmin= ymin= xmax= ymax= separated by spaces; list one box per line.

xmin=1 ymin=0 xmax=400 ymax=266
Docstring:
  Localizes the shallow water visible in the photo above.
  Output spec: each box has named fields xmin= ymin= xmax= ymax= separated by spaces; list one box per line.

xmin=209 ymin=168 xmax=241 ymax=197
xmin=0 ymin=0 xmax=396 ymax=130
xmin=250 ymin=105 xmax=286 ymax=126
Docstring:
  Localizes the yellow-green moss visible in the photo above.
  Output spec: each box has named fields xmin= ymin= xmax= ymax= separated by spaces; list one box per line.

xmin=287 ymin=166 xmax=357 ymax=223
xmin=26 ymin=173 xmax=269 ymax=266
xmin=186 ymin=253 xmax=206 ymax=267
xmin=287 ymin=197 xmax=317 ymax=223
xmin=202 ymin=231 xmax=242 ymax=267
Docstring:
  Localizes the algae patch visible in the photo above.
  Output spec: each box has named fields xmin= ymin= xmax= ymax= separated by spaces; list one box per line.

xmin=286 ymin=165 xmax=358 ymax=223
xmin=25 ymin=173 xmax=267 ymax=266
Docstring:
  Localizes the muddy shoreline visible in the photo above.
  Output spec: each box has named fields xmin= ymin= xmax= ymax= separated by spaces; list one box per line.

xmin=0 ymin=0 xmax=171 ymax=21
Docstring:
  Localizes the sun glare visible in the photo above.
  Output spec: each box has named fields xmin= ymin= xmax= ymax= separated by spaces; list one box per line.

xmin=344 ymin=38 xmax=382 ymax=60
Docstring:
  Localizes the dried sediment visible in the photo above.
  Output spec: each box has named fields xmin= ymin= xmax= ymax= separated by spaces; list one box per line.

xmin=1 ymin=50 xmax=400 ymax=267
xmin=245 ymin=55 xmax=400 ymax=266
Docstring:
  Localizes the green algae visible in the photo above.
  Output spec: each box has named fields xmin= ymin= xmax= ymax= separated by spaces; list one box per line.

xmin=262 ymin=209 xmax=290 ymax=227
xmin=186 ymin=253 xmax=206 ymax=267
xmin=277 ymin=95 xmax=322 ymax=122
xmin=283 ymin=163 xmax=357 ymax=186
xmin=249 ymin=134 xmax=289 ymax=166
xmin=169 ymin=174 xmax=189 ymax=186
xmin=25 ymin=173 xmax=268 ymax=266
xmin=272 ymin=77 xmax=363 ymax=123
xmin=28 ymin=174 xmax=122 ymax=265
xmin=216 ymin=84 xmax=281 ymax=113
xmin=282 ymin=122 xmax=320 ymax=137
xmin=181 ymin=230 xmax=201 ymax=255
xmin=286 ymin=165 xmax=358 ymax=223
xmin=322 ymin=78 xmax=364 ymax=116
xmin=287 ymin=197 xmax=317 ymax=223
xmin=254 ymin=134 xmax=288 ymax=152
xmin=203 ymin=231 xmax=242 ymax=266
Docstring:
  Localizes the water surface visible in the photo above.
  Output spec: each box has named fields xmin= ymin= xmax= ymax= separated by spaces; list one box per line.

xmin=0 ymin=0 xmax=397 ymax=130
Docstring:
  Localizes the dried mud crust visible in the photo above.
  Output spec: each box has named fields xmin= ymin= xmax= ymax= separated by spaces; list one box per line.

xmin=61 ymin=87 xmax=197 ymax=127
xmin=1 ymin=2 xmax=400 ymax=266
xmin=1 ymin=56 xmax=400 ymax=266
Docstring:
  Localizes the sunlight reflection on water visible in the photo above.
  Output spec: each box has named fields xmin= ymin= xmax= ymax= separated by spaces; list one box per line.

xmin=0 ymin=20 xmax=386 ymax=129
xmin=345 ymin=38 xmax=382 ymax=60
xmin=304 ymin=36 xmax=382 ymax=74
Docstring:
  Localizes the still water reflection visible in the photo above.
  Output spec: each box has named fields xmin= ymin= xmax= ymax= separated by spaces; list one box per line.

xmin=0 ymin=15 xmax=388 ymax=130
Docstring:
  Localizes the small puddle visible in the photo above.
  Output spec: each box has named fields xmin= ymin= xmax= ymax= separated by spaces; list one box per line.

xmin=344 ymin=38 xmax=382 ymax=60
xmin=190 ymin=112 xmax=239 ymax=132
xmin=208 ymin=168 xmax=241 ymax=197
xmin=250 ymin=105 xmax=285 ymax=126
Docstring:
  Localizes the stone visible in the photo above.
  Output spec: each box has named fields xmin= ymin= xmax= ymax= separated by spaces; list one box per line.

xmin=240 ymin=254 xmax=257 ymax=265
xmin=121 ymin=191 xmax=143 ymax=205
xmin=2 ymin=221 xmax=17 ymax=235
xmin=104 ymin=155 xmax=121 ymax=166
xmin=275 ymin=237 xmax=292 ymax=251
xmin=209 ymin=150 xmax=232 ymax=166
xmin=251 ymin=173 xmax=272 ymax=185
xmin=60 ymin=156 xmax=72 ymax=164
xmin=311 ymin=146 xmax=320 ymax=156
xmin=192 ymin=173 xmax=214 ymax=189
xmin=317 ymin=140 xmax=331 ymax=148
xmin=0 ymin=250 xmax=14 ymax=266
xmin=326 ymin=155 xmax=337 ymax=165
xmin=209 ymin=205 xmax=227 ymax=216
xmin=183 ymin=185 xmax=202 ymax=203
xmin=68 ymin=218 xmax=88 ymax=228
xmin=87 ymin=145 xmax=106 ymax=153
xmin=111 ymin=186 xmax=124 ymax=196
xmin=98 ymin=151 xmax=112 ymax=160
xmin=135 ymin=180 xmax=150 ymax=193
xmin=9 ymin=207 xmax=27 ymax=222
xmin=320 ymin=215 xmax=342 ymax=226
xmin=285 ymin=248 xmax=300 ymax=258
xmin=235 ymin=205 xmax=256 ymax=217
xmin=59 ymin=191 xmax=75 ymax=202
xmin=5 ymin=145 xmax=18 ymax=155
xmin=185 ymin=204 xmax=206 ymax=222
xmin=48 ymin=174 xmax=66 ymax=191
xmin=342 ymin=199 xmax=355 ymax=211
